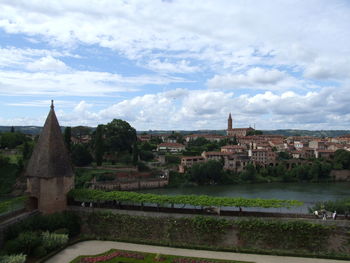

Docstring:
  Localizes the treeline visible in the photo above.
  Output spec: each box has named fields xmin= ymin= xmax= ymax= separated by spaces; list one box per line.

xmin=172 ymin=149 xmax=350 ymax=186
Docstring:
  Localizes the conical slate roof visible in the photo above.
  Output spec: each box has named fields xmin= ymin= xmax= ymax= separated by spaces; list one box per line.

xmin=26 ymin=101 xmax=74 ymax=178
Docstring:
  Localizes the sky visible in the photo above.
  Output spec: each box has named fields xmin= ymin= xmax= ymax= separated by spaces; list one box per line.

xmin=0 ymin=0 xmax=350 ymax=131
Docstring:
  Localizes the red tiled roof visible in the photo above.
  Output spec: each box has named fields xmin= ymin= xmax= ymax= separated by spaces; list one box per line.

xmin=158 ymin=142 xmax=185 ymax=148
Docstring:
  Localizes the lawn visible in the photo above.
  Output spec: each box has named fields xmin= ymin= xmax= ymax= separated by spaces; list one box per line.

xmin=70 ymin=249 xmax=253 ymax=263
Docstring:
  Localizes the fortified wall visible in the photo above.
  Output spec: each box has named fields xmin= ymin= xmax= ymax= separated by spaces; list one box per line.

xmin=74 ymin=209 xmax=350 ymax=258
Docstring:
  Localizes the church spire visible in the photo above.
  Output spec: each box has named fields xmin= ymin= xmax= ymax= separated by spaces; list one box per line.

xmin=228 ymin=113 xmax=232 ymax=130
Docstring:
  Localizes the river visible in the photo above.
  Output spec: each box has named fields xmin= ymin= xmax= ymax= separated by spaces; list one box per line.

xmin=140 ymin=182 xmax=350 ymax=214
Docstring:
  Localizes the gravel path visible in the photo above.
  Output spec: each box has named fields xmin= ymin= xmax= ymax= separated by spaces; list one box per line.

xmin=45 ymin=240 xmax=350 ymax=263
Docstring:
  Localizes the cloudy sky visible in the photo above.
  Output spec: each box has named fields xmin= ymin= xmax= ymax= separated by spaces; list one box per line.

xmin=0 ymin=0 xmax=350 ymax=130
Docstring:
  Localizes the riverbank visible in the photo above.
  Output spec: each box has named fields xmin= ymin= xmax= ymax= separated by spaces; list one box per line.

xmin=140 ymin=182 xmax=350 ymax=213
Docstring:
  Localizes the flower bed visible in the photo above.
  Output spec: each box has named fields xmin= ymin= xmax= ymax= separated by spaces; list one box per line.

xmin=73 ymin=249 xmax=251 ymax=263
xmin=80 ymin=251 xmax=144 ymax=262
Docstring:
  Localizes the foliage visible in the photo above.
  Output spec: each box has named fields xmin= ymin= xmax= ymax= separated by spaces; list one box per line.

xmin=333 ymin=149 xmax=350 ymax=169
xmin=4 ymin=212 xmax=81 ymax=241
xmin=189 ymin=160 xmax=223 ymax=184
xmin=236 ymin=219 xmax=333 ymax=251
xmin=72 ymin=144 xmax=93 ymax=166
xmin=140 ymin=150 xmax=154 ymax=161
xmin=64 ymin=127 xmax=72 ymax=152
xmin=311 ymin=198 xmax=350 ymax=214
xmin=0 ymin=254 xmax=26 ymax=263
xmin=0 ymin=196 xmax=27 ymax=214
xmin=41 ymin=231 xmax=69 ymax=251
xmin=104 ymin=119 xmax=137 ymax=153
xmin=71 ymin=126 xmax=92 ymax=138
xmin=94 ymin=125 xmax=105 ymax=166
xmin=0 ymin=160 xmax=21 ymax=195
xmin=4 ymin=231 xmax=41 ymax=255
xmin=278 ymin=151 xmax=291 ymax=160
xmin=165 ymin=155 xmax=180 ymax=164
xmin=137 ymin=161 xmax=150 ymax=172
xmin=246 ymin=130 xmax=263 ymax=136
xmin=0 ymin=132 xmax=27 ymax=149
xmin=69 ymin=188 xmax=303 ymax=208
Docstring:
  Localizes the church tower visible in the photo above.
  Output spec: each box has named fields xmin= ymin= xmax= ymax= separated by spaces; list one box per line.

xmin=228 ymin=113 xmax=233 ymax=130
xmin=26 ymin=100 xmax=74 ymax=214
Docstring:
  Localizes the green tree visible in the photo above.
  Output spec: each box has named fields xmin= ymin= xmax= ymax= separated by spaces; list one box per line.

xmin=333 ymin=149 xmax=350 ymax=169
xmin=64 ymin=127 xmax=72 ymax=152
xmin=94 ymin=125 xmax=104 ymax=166
xmin=71 ymin=126 xmax=92 ymax=139
xmin=71 ymin=144 xmax=93 ymax=166
xmin=0 ymin=132 xmax=27 ymax=149
xmin=104 ymin=119 xmax=137 ymax=153
xmin=190 ymin=160 xmax=223 ymax=184
xmin=241 ymin=163 xmax=257 ymax=182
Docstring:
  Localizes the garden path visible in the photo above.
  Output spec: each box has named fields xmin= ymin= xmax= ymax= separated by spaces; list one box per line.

xmin=45 ymin=240 xmax=349 ymax=263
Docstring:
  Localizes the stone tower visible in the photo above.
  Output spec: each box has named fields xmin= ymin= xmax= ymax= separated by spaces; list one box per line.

xmin=228 ymin=113 xmax=233 ymax=130
xmin=26 ymin=100 xmax=74 ymax=214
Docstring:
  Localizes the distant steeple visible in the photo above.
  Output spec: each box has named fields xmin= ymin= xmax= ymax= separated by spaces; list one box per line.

xmin=228 ymin=113 xmax=233 ymax=130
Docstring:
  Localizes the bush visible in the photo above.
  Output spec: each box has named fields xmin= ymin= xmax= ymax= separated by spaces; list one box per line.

xmin=5 ymin=212 xmax=81 ymax=242
xmin=33 ymin=246 xmax=47 ymax=258
xmin=4 ymin=231 xmax=41 ymax=255
xmin=0 ymin=254 xmax=26 ymax=263
xmin=41 ymin=231 xmax=69 ymax=251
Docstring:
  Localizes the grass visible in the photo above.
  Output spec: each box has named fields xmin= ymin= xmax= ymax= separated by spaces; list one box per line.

xmin=0 ymin=163 xmax=19 ymax=195
xmin=70 ymin=249 xmax=253 ymax=263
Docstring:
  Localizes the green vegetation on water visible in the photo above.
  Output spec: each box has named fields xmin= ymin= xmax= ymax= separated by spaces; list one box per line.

xmin=69 ymin=188 xmax=303 ymax=208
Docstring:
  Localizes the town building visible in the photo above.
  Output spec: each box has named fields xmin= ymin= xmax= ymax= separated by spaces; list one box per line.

xmin=226 ymin=113 xmax=254 ymax=137
xmin=157 ymin=142 xmax=185 ymax=152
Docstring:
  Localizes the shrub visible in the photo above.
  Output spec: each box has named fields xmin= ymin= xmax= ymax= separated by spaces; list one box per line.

xmin=5 ymin=212 xmax=81 ymax=241
xmin=0 ymin=254 xmax=26 ymax=263
xmin=4 ymin=231 xmax=41 ymax=255
xmin=33 ymin=246 xmax=47 ymax=258
xmin=41 ymin=231 xmax=69 ymax=251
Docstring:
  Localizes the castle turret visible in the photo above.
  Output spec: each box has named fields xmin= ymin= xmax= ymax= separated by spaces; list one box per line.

xmin=26 ymin=100 xmax=74 ymax=214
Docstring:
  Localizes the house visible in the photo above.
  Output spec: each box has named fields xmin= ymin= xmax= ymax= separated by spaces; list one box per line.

xmin=249 ymin=149 xmax=276 ymax=165
xmin=157 ymin=142 xmax=185 ymax=152
xmin=221 ymin=145 xmax=246 ymax=153
xmin=178 ymin=156 xmax=205 ymax=173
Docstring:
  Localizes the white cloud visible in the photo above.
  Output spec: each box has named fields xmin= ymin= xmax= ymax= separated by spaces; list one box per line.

xmin=0 ymin=68 xmax=188 ymax=97
xmin=146 ymin=59 xmax=200 ymax=73
xmin=1 ymin=1 xmax=349 ymax=76
xmin=26 ymin=55 xmax=69 ymax=72
xmin=207 ymin=67 xmax=301 ymax=90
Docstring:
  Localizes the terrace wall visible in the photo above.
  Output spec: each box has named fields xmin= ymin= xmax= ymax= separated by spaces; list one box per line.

xmin=75 ymin=209 xmax=350 ymax=258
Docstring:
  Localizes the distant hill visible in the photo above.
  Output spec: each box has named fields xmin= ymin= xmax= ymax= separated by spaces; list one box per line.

xmin=1 ymin=126 xmax=350 ymax=138
xmin=0 ymin=126 xmax=43 ymax=135
xmin=262 ymin=129 xmax=350 ymax=137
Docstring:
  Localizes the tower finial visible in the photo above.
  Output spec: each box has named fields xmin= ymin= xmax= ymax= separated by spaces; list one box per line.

xmin=51 ymin=100 xmax=54 ymax=109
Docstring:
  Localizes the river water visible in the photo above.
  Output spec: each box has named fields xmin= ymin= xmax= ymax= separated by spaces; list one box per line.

xmin=140 ymin=182 xmax=350 ymax=214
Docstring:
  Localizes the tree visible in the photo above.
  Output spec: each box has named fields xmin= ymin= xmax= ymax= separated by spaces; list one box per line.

xmin=10 ymin=126 xmax=15 ymax=133
xmin=71 ymin=126 xmax=92 ymax=139
xmin=22 ymin=141 xmax=33 ymax=160
xmin=241 ymin=163 xmax=257 ymax=182
xmin=0 ymin=132 xmax=27 ymax=149
xmin=333 ymin=149 xmax=350 ymax=169
xmin=104 ymin=119 xmax=137 ymax=153
xmin=189 ymin=160 xmax=223 ymax=184
xmin=63 ymin=127 xmax=72 ymax=152
xmin=71 ymin=144 xmax=93 ymax=166
xmin=94 ymin=125 xmax=104 ymax=166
